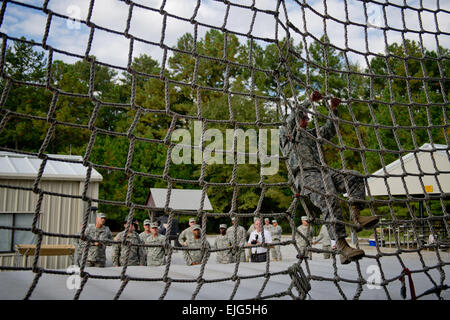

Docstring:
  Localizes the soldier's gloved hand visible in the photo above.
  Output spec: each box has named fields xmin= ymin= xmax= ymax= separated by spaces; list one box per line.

xmin=310 ymin=91 xmax=323 ymax=102
xmin=330 ymin=97 xmax=341 ymax=110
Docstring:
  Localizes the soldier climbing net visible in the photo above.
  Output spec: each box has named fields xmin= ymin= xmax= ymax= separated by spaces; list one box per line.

xmin=0 ymin=0 xmax=448 ymax=300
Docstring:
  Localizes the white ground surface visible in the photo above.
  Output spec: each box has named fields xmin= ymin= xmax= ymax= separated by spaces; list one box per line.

xmin=0 ymin=236 xmax=448 ymax=300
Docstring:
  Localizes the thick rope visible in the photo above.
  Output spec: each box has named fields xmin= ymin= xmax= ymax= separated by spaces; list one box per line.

xmin=0 ymin=0 xmax=448 ymax=301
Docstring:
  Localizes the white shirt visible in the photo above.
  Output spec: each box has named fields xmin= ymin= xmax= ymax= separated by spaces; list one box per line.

xmin=248 ymin=229 xmax=272 ymax=254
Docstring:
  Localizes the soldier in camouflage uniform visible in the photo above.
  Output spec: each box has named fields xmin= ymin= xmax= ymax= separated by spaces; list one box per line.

xmin=280 ymin=91 xmax=378 ymax=264
xmin=263 ymin=218 xmax=272 ymax=232
xmin=296 ymin=216 xmax=314 ymax=260
xmin=178 ymin=217 xmax=196 ymax=246
xmin=226 ymin=217 xmax=247 ymax=263
xmin=139 ymin=219 xmax=152 ymax=264
xmin=270 ymin=220 xmax=283 ymax=261
xmin=112 ymin=220 xmax=145 ymax=267
xmin=183 ymin=224 xmax=210 ymax=266
xmin=313 ymin=223 xmax=332 ymax=259
xmin=84 ymin=212 xmax=113 ymax=267
xmin=145 ymin=222 xmax=167 ymax=266
xmin=214 ymin=224 xmax=232 ymax=264
xmin=139 ymin=219 xmax=153 ymax=243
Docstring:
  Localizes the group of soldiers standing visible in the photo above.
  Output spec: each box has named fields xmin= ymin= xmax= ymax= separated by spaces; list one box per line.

xmin=74 ymin=212 xmax=333 ymax=268
xmin=74 ymin=213 xmax=166 ymax=268
xmin=182 ymin=215 xmax=332 ymax=264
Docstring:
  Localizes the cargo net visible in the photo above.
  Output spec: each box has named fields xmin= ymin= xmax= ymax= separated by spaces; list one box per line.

xmin=0 ymin=0 xmax=449 ymax=300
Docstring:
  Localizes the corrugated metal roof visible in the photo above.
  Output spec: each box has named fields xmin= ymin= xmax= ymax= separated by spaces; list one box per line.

xmin=371 ymin=143 xmax=449 ymax=176
xmin=148 ymin=188 xmax=213 ymax=211
xmin=367 ymin=143 xmax=450 ymax=196
xmin=0 ymin=152 xmax=103 ymax=182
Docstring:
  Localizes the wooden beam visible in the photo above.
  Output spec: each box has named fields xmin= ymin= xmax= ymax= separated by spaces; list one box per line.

xmin=16 ymin=244 xmax=75 ymax=256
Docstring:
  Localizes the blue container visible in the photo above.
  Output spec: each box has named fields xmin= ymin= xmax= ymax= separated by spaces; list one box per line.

xmin=369 ymin=239 xmax=385 ymax=247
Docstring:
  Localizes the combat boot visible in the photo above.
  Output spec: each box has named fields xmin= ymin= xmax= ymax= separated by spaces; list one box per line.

xmin=351 ymin=206 xmax=379 ymax=232
xmin=336 ymin=238 xmax=365 ymax=264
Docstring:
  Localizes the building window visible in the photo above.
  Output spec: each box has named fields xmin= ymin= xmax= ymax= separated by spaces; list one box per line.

xmin=0 ymin=212 xmax=35 ymax=253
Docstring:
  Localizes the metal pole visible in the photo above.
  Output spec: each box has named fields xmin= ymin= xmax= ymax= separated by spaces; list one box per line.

xmin=407 ymin=230 xmax=409 ymax=249
xmin=419 ymin=200 xmax=424 ymax=245
xmin=389 ymin=227 xmax=391 ymax=248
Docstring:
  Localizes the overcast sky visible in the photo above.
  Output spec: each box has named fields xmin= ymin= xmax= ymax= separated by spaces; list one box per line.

xmin=1 ymin=0 xmax=449 ymax=71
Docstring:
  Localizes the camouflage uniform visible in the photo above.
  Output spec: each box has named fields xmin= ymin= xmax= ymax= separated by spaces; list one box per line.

xmin=280 ymin=102 xmax=366 ymax=241
xmin=178 ymin=227 xmax=194 ymax=246
xmin=214 ymin=234 xmax=232 ymax=264
xmin=145 ymin=234 xmax=167 ymax=266
xmin=315 ymin=224 xmax=332 ymax=259
xmin=263 ymin=223 xmax=273 ymax=235
xmin=139 ymin=231 xmax=152 ymax=263
xmin=139 ymin=231 xmax=152 ymax=244
xmin=184 ymin=237 xmax=210 ymax=266
xmin=84 ymin=224 xmax=113 ymax=267
xmin=226 ymin=224 xmax=247 ymax=262
xmin=73 ymin=232 xmax=83 ymax=267
xmin=270 ymin=224 xmax=283 ymax=261
xmin=112 ymin=231 xmax=145 ymax=267
xmin=296 ymin=224 xmax=314 ymax=259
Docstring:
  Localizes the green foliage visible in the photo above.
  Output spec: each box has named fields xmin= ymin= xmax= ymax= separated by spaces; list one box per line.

xmin=364 ymin=40 xmax=449 ymax=172
xmin=0 ymin=38 xmax=51 ymax=151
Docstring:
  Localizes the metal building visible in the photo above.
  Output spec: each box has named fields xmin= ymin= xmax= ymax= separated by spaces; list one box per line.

xmin=366 ymin=143 xmax=449 ymax=246
xmin=0 ymin=152 xmax=102 ymax=270
xmin=146 ymin=188 xmax=213 ymax=211
xmin=366 ymin=143 xmax=450 ymax=197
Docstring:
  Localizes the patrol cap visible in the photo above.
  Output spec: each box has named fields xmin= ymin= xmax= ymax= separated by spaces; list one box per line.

xmin=301 ymin=216 xmax=309 ymax=221
xmin=264 ymin=218 xmax=269 ymax=222
xmin=150 ymin=222 xmax=159 ymax=228
xmin=219 ymin=224 xmax=227 ymax=229
xmin=189 ymin=218 xmax=196 ymax=223
xmin=272 ymin=219 xmax=277 ymax=223
xmin=96 ymin=212 xmax=106 ymax=219
xmin=143 ymin=219 xmax=151 ymax=225
xmin=192 ymin=224 xmax=201 ymax=231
